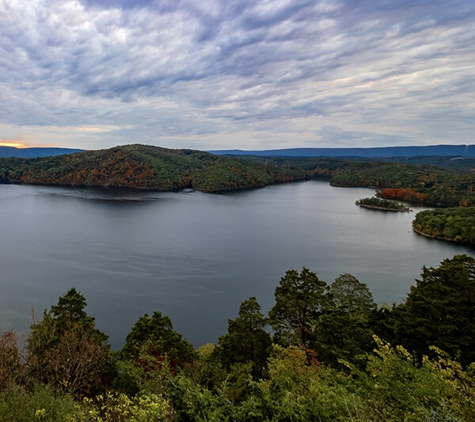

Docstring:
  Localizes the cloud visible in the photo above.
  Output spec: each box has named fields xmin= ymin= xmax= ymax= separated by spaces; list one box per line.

xmin=0 ymin=0 xmax=474 ymax=149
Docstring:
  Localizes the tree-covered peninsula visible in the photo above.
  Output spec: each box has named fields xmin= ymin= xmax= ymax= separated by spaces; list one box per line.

xmin=1 ymin=255 xmax=475 ymax=421
xmin=413 ymin=207 xmax=475 ymax=245
xmin=330 ymin=161 xmax=475 ymax=207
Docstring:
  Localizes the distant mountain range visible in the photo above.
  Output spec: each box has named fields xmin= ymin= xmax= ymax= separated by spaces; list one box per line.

xmin=210 ymin=145 xmax=475 ymax=157
xmin=3 ymin=144 xmax=475 ymax=159
xmin=0 ymin=147 xmax=84 ymax=158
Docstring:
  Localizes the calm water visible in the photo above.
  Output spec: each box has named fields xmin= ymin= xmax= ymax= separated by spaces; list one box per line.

xmin=0 ymin=181 xmax=473 ymax=349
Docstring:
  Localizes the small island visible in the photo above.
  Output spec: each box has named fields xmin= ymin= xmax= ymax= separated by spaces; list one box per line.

xmin=356 ymin=197 xmax=410 ymax=212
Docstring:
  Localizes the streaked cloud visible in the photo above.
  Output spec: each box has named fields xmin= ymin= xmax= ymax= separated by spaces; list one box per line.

xmin=0 ymin=0 xmax=473 ymax=150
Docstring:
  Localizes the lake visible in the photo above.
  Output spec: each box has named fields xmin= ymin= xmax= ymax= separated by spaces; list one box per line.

xmin=0 ymin=180 xmax=473 ymax=349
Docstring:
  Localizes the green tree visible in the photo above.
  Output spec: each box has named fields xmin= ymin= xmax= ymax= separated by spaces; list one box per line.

xmin=329 ymin=273 xmax=377 ymax=316
xmin=236 ymin=345 xmax=359 ymax=422
xmin=315 ymin=274 xmax=376 ymax=366
xmin=181 ymin=344 xmax=227 ymax=393
xmin=49 ymin=288 xmax=92 ymax=327
xmin=348 ymin=337 xmax=475 ymax=421
xmin=396 ymin=254 xmax=475 ymax=366
xmin=26 ymin=289 xmax=110 ymax=397
xmin=117 ymin=312 xmax=195 ymax=396
xmin=268 ymin=267 xmax=328 ymax=347
xmin=216 ymin=297 xmax=271 ymax=379
xmin=121 ymin=311 xmax=195 ymax=366
xmin=369 ymin=304 xmax=399 ymax=347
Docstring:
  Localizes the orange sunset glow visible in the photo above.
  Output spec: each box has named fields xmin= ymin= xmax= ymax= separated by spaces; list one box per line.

xmin=0 ymin=140 xmax=54 ymax=148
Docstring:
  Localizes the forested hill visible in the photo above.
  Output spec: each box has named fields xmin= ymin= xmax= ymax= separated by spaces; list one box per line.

xmin=4 ymin=144 xmax=475 ymax=203
xmin=0 ymin=144 xmax=335 ymax=193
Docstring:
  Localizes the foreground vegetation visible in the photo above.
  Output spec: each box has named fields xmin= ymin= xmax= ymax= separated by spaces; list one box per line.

xmin=1 ymin=255 xmax=475 ymax=421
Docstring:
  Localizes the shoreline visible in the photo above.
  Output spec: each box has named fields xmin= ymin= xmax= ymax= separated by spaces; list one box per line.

xmin=357 ymin=203 xmax=409 ymax=212
xmin=412 ymin=225 xmax=474 ymax=246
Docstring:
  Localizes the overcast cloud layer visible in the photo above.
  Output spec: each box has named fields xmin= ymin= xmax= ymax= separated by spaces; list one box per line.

xmin=0 ymin=0 xmax=474 ymax=150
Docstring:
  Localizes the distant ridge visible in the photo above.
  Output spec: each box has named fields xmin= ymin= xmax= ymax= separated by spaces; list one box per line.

xmin=0 ymin=146 xmax=84 ymax=158
xmin=209 ymin=145 xmax=475 ymax=158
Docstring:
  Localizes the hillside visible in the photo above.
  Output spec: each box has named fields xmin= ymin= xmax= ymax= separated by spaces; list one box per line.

xmin=0 ymin=144 xmax=327 ymax=193
xmin=3 ymin=144 xmax=475 ymax=203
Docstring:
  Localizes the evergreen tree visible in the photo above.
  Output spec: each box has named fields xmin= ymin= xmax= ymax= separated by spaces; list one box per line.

xmin=315 ymin=274 xmax=376 ymax=366
xmin=50 ymin=288 xmax=92 ymax=327
xmin=396 ymin=254 xmax=475 ymax=365
xmin=216 ymin=297 xmax=271 ymax=379
xmin=269 ymin=267 xmax=328 ymax=347
xmin=121 ymin=311 xmax=195 ymax=366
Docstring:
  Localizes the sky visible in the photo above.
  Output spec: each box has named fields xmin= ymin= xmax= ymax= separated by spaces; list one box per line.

xmin=0 ymin=0 xmax=474 ymax=151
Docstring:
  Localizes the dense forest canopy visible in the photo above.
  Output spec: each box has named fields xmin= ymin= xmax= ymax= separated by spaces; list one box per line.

xmin=413 ymin=207 xmax=475 ymax=245
xmin=1 ymin=255 xmax=475 ymax=421
xmin=329 ymin=161 xmax=475 ymax=207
